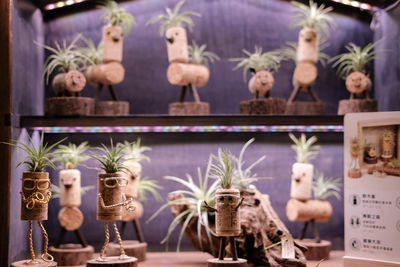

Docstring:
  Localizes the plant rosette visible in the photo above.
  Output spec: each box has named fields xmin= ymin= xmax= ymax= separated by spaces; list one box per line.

xmin=215 ymin=188 xmax=241 ymax=237
xmin=290 ymin=162 xmax=313 ymax=201
xmin=59 ymin=169 xmax=81 ymax=208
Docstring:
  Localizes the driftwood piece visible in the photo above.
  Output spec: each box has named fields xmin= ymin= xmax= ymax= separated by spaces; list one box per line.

xmin=21 ymin=172 xmax=50 ymax=221
xmin=169 ymin=102 xmax=210 ymax=115
xmin=106 ymin=241 xmax=147 ymax=262
xmin=45 ymin=97 xmax=95 ymax=116
xmin=290 ymin=163 xmax=313 ymax=201
xmin=367 ymin=165 xmax=400 ymax=176
xmin=285 ymin=101 xmax=325 ymax=115
xmin=166 ymin=26 xmax=189 ymax=64
xmin=167 ymin=63 xmax=210 ymax=87
xmin=297 ymin=28 xmax=318 ymax=64
xmin=239 ymin=98 xmax=286 ymax=115
xmin=248 ymin=71 xmax=274 ymax=96
xmin=49 ymin=244 xmax=94 ymax=266
xmin=338 ymin=99 xmax=377 ymax=115
xmin=59 ymin=169 xmax=81 ymax=208
xmin=292 ymin=62 xmax=317 ymax=88
xmin=11 ymin=259 xmax=57 ymax=267
xmin=95 ymin=101 xmax=130 ymax=116
xmin=52 ymin=71 xmax=86 ymax=94
xmin=58 ymin=207 xmax=84 ymax=231
xmin=87 ymin=256 xmax=138 ymax=267
xmin=168 ymin=188 xmax=306 ymax=267
xmin=295 ymin=239 xmax=331 ymax=261
xmin=86 ymin=63 xmax=125 ymax=86
xmin=102 ymin=25 xmax=124 ymax=63
xmin=286 ymin=199 xmax=332 ymax=223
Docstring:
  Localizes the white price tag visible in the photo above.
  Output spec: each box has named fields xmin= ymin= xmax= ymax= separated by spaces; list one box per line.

xmin=281 ymin=235 xmax=295 ymax=259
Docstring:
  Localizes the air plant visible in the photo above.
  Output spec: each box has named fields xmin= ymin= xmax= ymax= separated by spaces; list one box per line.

xmin=388 ymin=159 xmax=400 ymax=169
xmin=35 ymin=34 xmax=93 ymax=84
xmin=230 ymin=46 xmax=282 ymax=81
xmin=281 ymin=41 xmax=330 ymax=67
xmin=330 ymin=40 xmax=382 ymax=78
xmin=52 ymin=142 xmax=90 ymax=169
xmin=120 ymin=138 xmax=151 ymax=162
xmin=50 ymin=184 xmax=94 ymax=199
xmin=312 ymin=171 xmax=342 ymax=201
xmin=146 ymin=0 xmax=201 ymax=35
xmin=100 ymin=0 xmax=135 ymax=36
xmin=290 ymin=0 xmax=335 ymax=38
xmin=3 ymin=132 xmax=66 ymax=172
xmin=289 ymin=133 xmax=320 ymax=164
xmin=210 ymin=149 xmax=236 ymax=189
xmin=78 ymin=36 xmax=103 ymax=66
xmin=147 ymin=155 xmax=219 ymax=252
xmin=137 ymin=177 xmax=163 ymax=202
xmin=90 ymin=140 xmax=127 ymax=173
xmin=188 ymin=41 xmax=220 ymax=68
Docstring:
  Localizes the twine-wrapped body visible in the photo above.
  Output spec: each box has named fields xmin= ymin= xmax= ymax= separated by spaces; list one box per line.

xmin=215 ymin=188 xmax=241 ymax=237
xmin=97 ymin=173 xmax=124 ymax=221
xmin=21 ymin=172 xmax=51 ymax=221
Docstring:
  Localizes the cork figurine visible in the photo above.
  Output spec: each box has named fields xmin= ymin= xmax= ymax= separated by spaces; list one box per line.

xmin=203 ymin=150 xmax=247 ymax=267
xmin=231 ymin=46 xmax=286 ymax=115
xmin=88 ymin=141 xmax=137 ymax=266
xmin=49 ymin=142 xmax=95 ymax=266
xmin=284 ymin=0 xmax=335 ymax=115
xmin=331 ymin=41 xmax=382 ymax=115
xmin=36 ymin=34 xmax=95 ymax=116
xmin=4 ymin=132 xmax=66 ymax=267
xmin=364 ymin=143 xmax=378 ymax=164
xmin=148 ymin=0 xmax=220 ymax=115
xmin=381 ymin=130 xmax=394 ymax=163
xmin=85 ymin=0 xmax=134 ymax=116
xmin=348 ymin=137 xmax=362 ymax=178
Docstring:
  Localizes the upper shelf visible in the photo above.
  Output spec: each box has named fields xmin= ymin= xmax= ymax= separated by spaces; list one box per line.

xmin=17 ymin=115 xmax=344 ymax=133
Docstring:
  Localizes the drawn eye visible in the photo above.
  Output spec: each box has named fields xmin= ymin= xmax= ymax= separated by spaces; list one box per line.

xmin=219 ymin=196 xmax=224 ymax=201
xmin=175 ymin=32 xmax=179 ymax=36
xmin=302 ymin=172 xmax=306 ymax=176
xmin=107 ymin=31 xmax=111 ymax=35
xmin=61 ymin=178 xmax=64 ymax=183
xmin=228 ymin=196 xmax=233 ymax=201
xmin=73 ymin=178 xmax=76 ymax=181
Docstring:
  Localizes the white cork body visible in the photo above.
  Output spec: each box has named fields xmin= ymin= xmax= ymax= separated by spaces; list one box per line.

xmin=102 ymin=25 xmax=124 ymax=63
xmin=345 ymin=72 xmax=370 ymax=95
xmin=297 ymin=27 xmax=319 ymax=64
xmin=215 ymin=188 xmax=241 ymax=237
xmin=97 ymin=173 xmax=123 ymax=221
xmin=290 ymin=163 xmax=313 ymax=201
xmin=167 ymin=63 xmax=210 ymax=87
xmin=120 ymin=160 xmax=142 ymax=199
xmin=85 ymin=62 xmax=125 ymax=86
xmin=59 ymin=169 xmax=81 ymax=208
xmin=248 ymin=70 xmax=274 ymax=96
xmin=52 ymin=71 xmax=86 ymax=94
xmin=21 ymin=172 xmax=50 ymax=221
xmin=166 ymin=26 xmax=189 ymax=63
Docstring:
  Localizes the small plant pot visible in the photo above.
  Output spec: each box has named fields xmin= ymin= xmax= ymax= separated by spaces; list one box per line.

xmin=21 ymin=172 xmax=50 ymax=221
xmin=169 ymin=101 xmax=210 ymax=115
xmin=95 ymin=101 xmax=130 ymax=116
xmin=337 ymin=99 xmax=377 ymax=115
xmin=239 ymin=98 xmax=286 ymax=115
xmin=97 ymin=173 xmax=124 ymax=221
xmin=215 ymin=188 xmax=241 ymax=237
xmin=290 ymin=163 xmax=313 ymax=201
xmin=285 ymin=101 xmax=325 ymax=115
xmin=59 ymin=169 xmax=81 ymax=208
xmin=45 ymin=97 xmax=95 ymax=116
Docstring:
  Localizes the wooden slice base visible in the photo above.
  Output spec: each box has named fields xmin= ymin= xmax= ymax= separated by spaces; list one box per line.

xmin=86 ymin=256 xmax=137 ymax=267
xmin=338 ymin=99 xmax=378 ymax=115
xmin=105 ymin=241 xmax=146 ymax=262
xmin=285 ymin=101 xmax=325 ymax=115
xmin=49 ymin=244 xmax=94 ymax=266
xmin=348 ymin=169 xmax=362 ymax=178
xmin=239 ymin=98 xmax=286 ymax=115
xmin=207 ymin=258 xmax=247 ymax=267
xmin=11 ymin=259 xmax=57 ymax=267
xmin=169 ymin=102 xmax=210 ymax=115
xmin=95 ymin=101 xmax=129 ymax=116
xmin=295 ymin=239 xmax=331 ymax=261
xmin=45 ymin=97 xmax=95 ymax=116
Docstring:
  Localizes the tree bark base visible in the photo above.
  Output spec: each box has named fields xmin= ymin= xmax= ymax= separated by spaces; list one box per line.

xmin=11 ymin=260 xmax=57 ymax=267
xmin=45 ymin=97 xmax=95 ymax=116
xmin=106 ymin=241 xmax=147 ymax=262
xmin=49 ymin=244 xmax=94 ymax=266
xmin=338 ymin=99 xmax=377 ymax=115
xmin=169 ymin=102 xmax=210 ymax=115
xmin=95 ymin=101 xmax=129 ymax=116
xmin=86 ymin=256 xmax=137 ymax=267
xmin=207 ymin=258 xmax=247 ymax=267
xmin=295 ymin=239 xmax=331 ymax=261
xmin=285 ymin=101 xmax=325 ymax=115
xmin=239 ymin=98 xmax=286 ymax=115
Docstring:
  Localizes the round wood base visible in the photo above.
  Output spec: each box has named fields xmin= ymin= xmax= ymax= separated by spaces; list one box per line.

xmin=105 ymin=241 xmax=146 ymax=262
xmin=295 ymin=239 xmax=332 ymax=261
xmin=207 ymin=258 xmax=247 ymax=267
xmin=45 ymin=97 xmax=95 ymax=116
xmin=239 ymin=98 xmax=286 ymax=115
xmin=86 ymin=256 xmax=137 ymax=267
xmin=11 ymin=259 xmax=57 ymax=267
xmin=338 ymin=99 xmax=377 ymax=115
xmin=348 ymin=169 xmax=362 ymax=178
xmin=95 ymin=101 xmax=129 ymax=116
xmin=49 ymin=244 xmax=94 ymax=266
xmin=169 ymin=102 xmax=210 ymax=115
xmin=285 ymin=101 xmax=325 ymax=115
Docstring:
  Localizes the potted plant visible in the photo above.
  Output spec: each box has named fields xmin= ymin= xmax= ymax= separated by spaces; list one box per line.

xmin=36 ymin=34 xmax=94 ymax=116
xmin=284 ymin=0 xmax=335 ymax=115
xmin=49 ymin=142 xmax=95 ymax=266
xmin=88 ymin=140 xmax=136 ymax=264
xmin=230 ymin=46 xmax=286 ymax=114
xmin=288 ymin=133 xmax=320 ymax=201
xmin=168 ymin=40 xmax=219 ymax=115
xmin=330 ymin=41 xmax=381 ymax=114
xmin=90 ymin=0 xmax=135 ymax=116
xmin=5 ymin=132 xmax=65 ymax=266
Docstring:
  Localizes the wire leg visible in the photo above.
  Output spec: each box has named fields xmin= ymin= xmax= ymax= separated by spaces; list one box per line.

xmin=113 ymin=221 xmax=130 ymax=259
xmin=38 ymin=221 xmax=53 ymax=262
xmin=25 ymin=220 xmax=39 ymax=265
xmin=98 ymin=221 xmax=109 ymax=261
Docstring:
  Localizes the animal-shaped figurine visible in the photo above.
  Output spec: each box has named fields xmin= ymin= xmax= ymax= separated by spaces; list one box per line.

xmin=102 ymin=25 xmax=124 ymax=63
xmin=166 ymin=26 xmax=189 ymax=63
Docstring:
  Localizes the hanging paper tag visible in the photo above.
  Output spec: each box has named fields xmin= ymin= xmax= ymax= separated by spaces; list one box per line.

xmin=281 ymin=235 xmax=295 ymax=259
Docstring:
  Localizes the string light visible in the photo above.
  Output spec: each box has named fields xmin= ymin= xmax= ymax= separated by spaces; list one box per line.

xmin=331 ymin=0 xmax=373 ymax=10
xmin=44 ymin=0 xmax=87 ymax=10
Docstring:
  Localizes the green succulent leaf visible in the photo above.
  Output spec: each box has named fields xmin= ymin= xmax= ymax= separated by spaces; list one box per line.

xmin=90 ymin=139 xmax=128 ymax=173
xmin=99 ymin=0 xmax=135 ymax=36
xmin=119 ymin=138 xmax=151 ymax=162
xmin=313 ymin=171 xmax=342 ymax=201
xmin=188 ymin=40 xmax=220 ymax=67
xmin=289 ymin=133 xmax=319 ymax=163
xmin=137 ymin=177 xmax=162 ymax=202
xmin=52 ymin=142 xmax=90 ymax=169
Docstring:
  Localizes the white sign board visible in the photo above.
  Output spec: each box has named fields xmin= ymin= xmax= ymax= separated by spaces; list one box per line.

xmin=344 ymin=112 xmax=400 ymax=266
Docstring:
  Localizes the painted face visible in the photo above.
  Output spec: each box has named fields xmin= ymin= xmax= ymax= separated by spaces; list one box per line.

xmin=165 ymin=26 xmax=189 ymax=63
xmin=248 ymin=70 xmax=274 ymax=96
xmin=215 ymin=189 xmax=241 ymax=237
xmin=290 ymin=163 xmax=313 ymax=201
xmin=65 ymin=70 xmax=86 ymax=93
xmin=102 ymin=25 xmax=124 ymax=63
xmin=21 ymin=172 xmax=51 ymax=221
xmin=345 ymin=72 xmax=369 ymax=95
xmin=367 ymin=147 xmax=376 ymax=158
xmin=59 ymin=169 xmax=81 ymax=207
xmin=299 ymin=28 xmax=317 ymax=44
xmin=97 ymin=174 xmax=128 ymax=221
xmin=297 ymin=28 xmax=319 ymax=63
